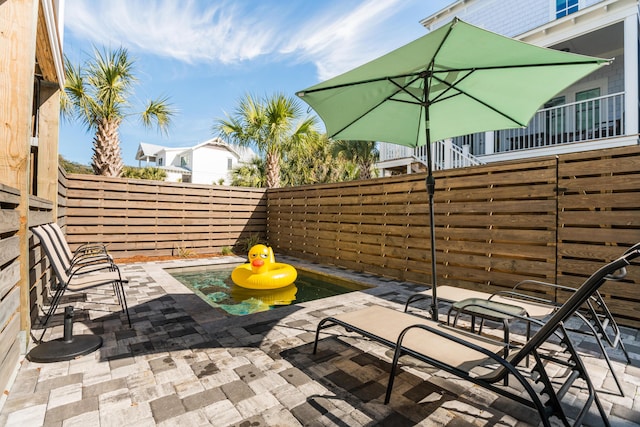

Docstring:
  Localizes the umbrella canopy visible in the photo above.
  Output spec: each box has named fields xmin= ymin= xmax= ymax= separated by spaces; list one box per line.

xmin=297 ymin=17 xmax=609 ymax=147
xmin=296 ymin=17 xmax=610 ymax=318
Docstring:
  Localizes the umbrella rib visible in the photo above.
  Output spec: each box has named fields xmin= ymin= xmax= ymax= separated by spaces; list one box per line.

xmin=297 ymin=71 xmax=424 ymax=95
xmin=329 ymin=74 xmax=426 ymax=137
xmin=328 ymin=96 xmax=393 ymax=138
xmin=388 ymin=75 xmax=426 ymax=104
xmin=299 ymin=60 xmax=608 ymax=96
xmin=429 ymin=72 xmax=528 ymax=126
xmin=429 ymin=59 xmax=610 ymax=74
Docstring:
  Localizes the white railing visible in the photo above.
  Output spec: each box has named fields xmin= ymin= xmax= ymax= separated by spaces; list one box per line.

xmin=378 ymin=140 xmax=484 ymax=171
xmin=378 ymin=92 xmax=625 ymax=169
xmin=497 ymin=92 xmax=624 ymax=152
xmin=432 ymin=139 xmax=483 ymax=170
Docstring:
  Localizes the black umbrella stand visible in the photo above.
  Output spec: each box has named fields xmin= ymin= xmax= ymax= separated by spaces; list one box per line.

xmin=27 ymin=306 xmax=102 ymax=363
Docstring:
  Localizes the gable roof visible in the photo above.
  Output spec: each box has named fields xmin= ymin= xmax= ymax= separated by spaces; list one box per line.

xmin=136 ymin=142 xmax=166 ymax=160
xmin=135 ymin=138 xmax=256 ymax=163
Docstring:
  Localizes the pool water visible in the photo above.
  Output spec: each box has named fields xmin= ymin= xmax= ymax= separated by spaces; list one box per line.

xmin=169 ymin=266 xmax=369 ymax=317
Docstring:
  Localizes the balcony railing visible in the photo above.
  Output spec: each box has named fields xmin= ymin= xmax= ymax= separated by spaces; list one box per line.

xmin=379 ymin=92 xmax=625 ymax=170
xmin=378 ymin=139 xmax=484 ymax=171
xmin=496 ymin=92 xmax=624 ymax=152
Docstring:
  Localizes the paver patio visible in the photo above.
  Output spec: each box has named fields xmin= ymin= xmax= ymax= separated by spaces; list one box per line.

xmin=1 ymin=255 xmax=639 ymax=426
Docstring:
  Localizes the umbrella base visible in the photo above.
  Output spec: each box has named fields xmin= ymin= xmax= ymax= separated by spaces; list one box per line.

xmin=27 ymin=335 xmax=102 ymax=363
xmin=28 ymin=306 xmax=102 ymax=363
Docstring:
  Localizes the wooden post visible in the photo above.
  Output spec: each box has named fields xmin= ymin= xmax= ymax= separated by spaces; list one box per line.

xmin=0 ymin=0 xmax=40 ymax=340
xmin=37 ymin=81 xmax=61 ymax=219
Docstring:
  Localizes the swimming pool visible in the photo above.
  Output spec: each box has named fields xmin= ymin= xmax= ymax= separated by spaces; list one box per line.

xmin=168 ymin=265 xmax=371 ymax=317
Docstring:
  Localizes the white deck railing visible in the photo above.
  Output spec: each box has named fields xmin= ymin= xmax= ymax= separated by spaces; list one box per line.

xmin=497 ymin=92 xmax=625 ymax=152
xmin=379 ymin=92 xmax=625 ymax=170
xmin=378 ymin=140 xmax=484 ymax=171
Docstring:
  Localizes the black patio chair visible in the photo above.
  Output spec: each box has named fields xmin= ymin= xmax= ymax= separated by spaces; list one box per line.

xmin=312 ymin=247 xmax=639 ymax=427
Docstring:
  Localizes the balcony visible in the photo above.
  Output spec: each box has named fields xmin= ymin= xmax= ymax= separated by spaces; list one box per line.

xmin=378 ymin=92 xmax=626 ymax=173
xmin=494 ymin=92 xmax=624 ymax=153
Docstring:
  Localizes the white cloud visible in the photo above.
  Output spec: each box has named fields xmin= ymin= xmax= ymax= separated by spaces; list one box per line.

xmin=281 ymin=0 xmax=415 ymax=80
xmin=65 ymin=0 xmax=277 ymax=64
xmin=64 ymin=0 xmax=429 ymax=80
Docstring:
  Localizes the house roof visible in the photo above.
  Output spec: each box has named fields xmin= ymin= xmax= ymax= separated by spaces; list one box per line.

xmin=192 ymin=137 xmax=252 ymax=160
xmin=136 ymin=142 xmax=166 ymax=160
xmin=135 ymin=138 xmax=256 ymax=163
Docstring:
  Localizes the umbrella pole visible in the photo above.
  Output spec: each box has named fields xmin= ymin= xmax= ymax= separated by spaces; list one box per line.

xmin=424 ymin=104 xmax=438 ymax=320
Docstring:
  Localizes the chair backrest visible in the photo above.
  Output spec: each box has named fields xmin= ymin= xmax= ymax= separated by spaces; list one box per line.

xmin=509 ymin=248 xmax=639 ymax=367
xmin=32 ymin=226 xmax=71 ymax=285
xmin=42 ymin=223 xmax=74 ymax=265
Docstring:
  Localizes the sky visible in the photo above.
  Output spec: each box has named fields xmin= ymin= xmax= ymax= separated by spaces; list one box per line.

xmin=59 ymin=0 xmax=454 ymax=166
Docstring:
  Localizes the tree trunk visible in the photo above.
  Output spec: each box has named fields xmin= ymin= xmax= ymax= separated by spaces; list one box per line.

xmin=358 ymin=160 xmax=372 ymax=180
xmin=92 ymin=118 xmax=124 ymax=177
xmin=265 ymin=151 xmax=280 ymax=188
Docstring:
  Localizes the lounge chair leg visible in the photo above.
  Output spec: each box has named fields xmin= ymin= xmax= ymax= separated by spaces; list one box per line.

xmin=119 ymin=281 xmax=131 ymax=327
xmin=313 ymin=319 xmax=332 ymax=354
xmin=385 ymin=344 xmax=403 ymax=404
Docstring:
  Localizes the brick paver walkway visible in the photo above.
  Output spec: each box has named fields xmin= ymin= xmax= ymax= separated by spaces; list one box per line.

xmin=1 ymin=255 xmax=639 ymax=426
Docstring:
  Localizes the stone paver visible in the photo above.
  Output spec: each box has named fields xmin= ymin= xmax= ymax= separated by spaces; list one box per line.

xmin=0 ymin=255 xmax=638 ymax=426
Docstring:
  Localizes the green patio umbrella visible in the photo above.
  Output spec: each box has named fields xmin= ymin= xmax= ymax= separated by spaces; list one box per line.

xmin=296 ymin=17 xmax=610 ymax=318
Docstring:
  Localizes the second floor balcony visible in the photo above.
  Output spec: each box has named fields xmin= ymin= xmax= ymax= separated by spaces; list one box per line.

xmin=378 ymin=92 xmax=629 ymax=173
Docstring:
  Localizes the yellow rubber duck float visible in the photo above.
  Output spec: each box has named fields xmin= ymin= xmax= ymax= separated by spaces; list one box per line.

xmin=231 ymin=244 xmax=297 ymax=290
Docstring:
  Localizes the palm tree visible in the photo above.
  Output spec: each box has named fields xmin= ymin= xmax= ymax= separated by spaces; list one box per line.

xmin=214 ymin=93 xmax=316 ymax=188
xmin=61 ymin=47 xmax=175 ymax=177
xmin=331 ymin=140 xmax=380 ymax=180
xmin=230 ymin=157 xmax=267 ymax=187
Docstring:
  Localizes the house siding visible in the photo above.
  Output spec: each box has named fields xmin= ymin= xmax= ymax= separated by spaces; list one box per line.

xmin=190 ymin=146 xmax=237 ymax=185
xmin=430 ymin=0 xmax=608 ymax=37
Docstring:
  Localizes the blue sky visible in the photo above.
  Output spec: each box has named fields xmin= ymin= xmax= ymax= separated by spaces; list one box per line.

xmin=60 ymin=0 xmax=454 ymax=166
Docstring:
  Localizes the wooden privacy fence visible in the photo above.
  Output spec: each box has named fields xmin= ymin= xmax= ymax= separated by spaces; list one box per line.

xmin=0 ymin=185 xmax=21 ymax=396
xmin=0 ymin=184 xmax=53 ymax=395
xmin=58 ymin=146 xmax=640 ymax=325
xmin=62 ymin=173 xmax=267 ymax=259
xmin=268 ymin=158 xmax=558 ymax=291
xmin=269 ymin=146 xmax=640 ymax=327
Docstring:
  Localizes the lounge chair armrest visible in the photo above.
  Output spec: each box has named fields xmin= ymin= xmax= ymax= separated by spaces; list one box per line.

xmin=453 ymin=300 xmax=546 ymax=328
xmin=76 ymin=242 xmax=109 ymax=252
xmin=513 ymin=279 xmax=577 ymax=294
xmin=68 ymin=260 xmax=119 ymax=277
xmin=70 ymin=252 xmax=113 ymax=268
xmin=490 ymin=290 xmax=559 ymax=307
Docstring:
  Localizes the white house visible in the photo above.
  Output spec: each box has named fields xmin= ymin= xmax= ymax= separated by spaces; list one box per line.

xmin=135 ymin=138 xmax=255 ymax=185
xmin=377 ymin=0 xmax=639 ymax=175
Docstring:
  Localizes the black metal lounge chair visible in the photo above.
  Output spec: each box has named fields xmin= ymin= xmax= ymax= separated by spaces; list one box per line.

xmin=32 ymin=225 xmax=131 ymax=342
xmin=42 ymin=222 xmax=112 ymax=270
xmin=402 ymin=243 xmax=640 ymax=396
xmin=313 ymin=248 xmax=639 ymax=427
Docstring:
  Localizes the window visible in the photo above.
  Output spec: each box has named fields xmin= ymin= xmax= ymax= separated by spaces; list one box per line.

xmin=227 ymin=158 xmax=233 ymax=170
xmin=158 ymin=157 xmax=164 ymax=166
xmin=180 ymin=156 xmax=187 ymax=168
xmin=556 ymin=0 xmax=578 ymax=19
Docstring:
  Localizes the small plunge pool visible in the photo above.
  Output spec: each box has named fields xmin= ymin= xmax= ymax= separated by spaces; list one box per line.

xmin=168 ymin=265 xmax=371 ymax=317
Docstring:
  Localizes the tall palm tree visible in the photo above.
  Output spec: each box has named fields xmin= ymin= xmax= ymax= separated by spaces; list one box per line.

xmin=61 ymin=47 xmax=175 ymax=177
xmin=331 ymin=140 xmax=380 ymax=180
xmin=214 ymin=93 xmax=316 ymax=188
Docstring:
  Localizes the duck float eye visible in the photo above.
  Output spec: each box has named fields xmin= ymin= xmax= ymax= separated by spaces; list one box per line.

xmin=232 ymin=244 xmax=297 ymax=290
